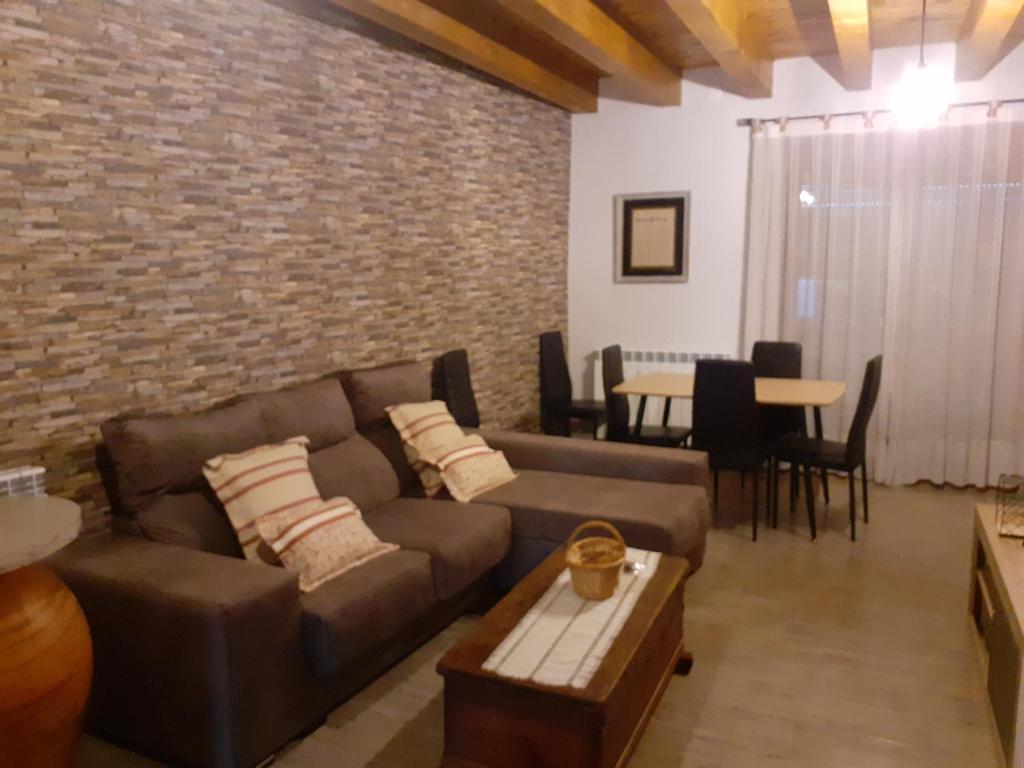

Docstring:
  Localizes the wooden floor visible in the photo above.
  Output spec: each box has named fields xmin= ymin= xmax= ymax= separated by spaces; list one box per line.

xmin=77 ymin=479 xmax=1001 ymax=768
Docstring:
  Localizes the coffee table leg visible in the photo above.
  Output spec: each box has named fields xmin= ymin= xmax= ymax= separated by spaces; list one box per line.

xmin=674 ymin=650 xmax=694 ymax=676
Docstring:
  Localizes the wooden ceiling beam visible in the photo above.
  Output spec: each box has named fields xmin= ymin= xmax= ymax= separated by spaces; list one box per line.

xmin=956 ymin=0 xmax=1024 ymax=81
xmin=660 ymin=0 xmax=773 ymax=97
xmin=823 ymin=0 xmax=873 ymax=89
xmin=493 ymin=0 xmax=681 ymax=106
xmin=328 ymin=0 xmax=597 ymax=112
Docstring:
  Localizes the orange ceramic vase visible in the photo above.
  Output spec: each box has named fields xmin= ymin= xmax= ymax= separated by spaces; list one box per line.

xmin=0 ymin=563 xmax=92 ymax=767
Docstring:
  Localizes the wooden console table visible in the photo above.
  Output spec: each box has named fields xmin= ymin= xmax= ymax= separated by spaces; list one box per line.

xmin=971 ymin=503 xmax=1024 ymax=767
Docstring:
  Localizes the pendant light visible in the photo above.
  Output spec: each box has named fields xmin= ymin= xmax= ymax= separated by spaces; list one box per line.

xmin=892 ymin=0 xmax=953 ymax=128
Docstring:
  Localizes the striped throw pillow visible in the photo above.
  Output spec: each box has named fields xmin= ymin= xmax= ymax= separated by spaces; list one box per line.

xmin=420 ymin=434 xmax=516 ymax=503
xmin=386 ymin=401 xmax=464 ymax=497
xmin=203 ymin=436 xmax=321 ymax=562
xmin=255 ymin=497 xmax=398 ymax=592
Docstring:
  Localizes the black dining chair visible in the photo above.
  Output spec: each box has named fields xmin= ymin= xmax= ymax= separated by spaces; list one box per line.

xmin=751 ymin=341 xmax=811 ymax=524
xmin=433 ymin=348 xmax=480 ymax=428
xmin=689 ymin=359 xmax=768 ymax=541
xmin=601 ymin=345 xmax=691 ymax=447
xmin=539 ymin=330 xmax=605 ymax=438
xmin=773 ymin=355 xmax=883 ymax=541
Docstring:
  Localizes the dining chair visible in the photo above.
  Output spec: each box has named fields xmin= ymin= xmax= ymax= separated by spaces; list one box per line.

xmin=689 ymin=359 xmax=768 ymax=541
xmin=539 ymin=331 xmax=605 ymax=438
xmin=751 ymin=341 xmax=812 ymax=524
xmin=434 ymin=348 xmax=480 ymax=428
xmin=601 ymin=345 xmax=691 ymax=447
xmin=773 ymin=355 xmax=883 ymax=541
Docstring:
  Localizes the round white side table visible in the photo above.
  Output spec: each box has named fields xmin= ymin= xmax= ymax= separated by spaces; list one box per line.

xmin=0 ymin=496 xmax=93 ymax=767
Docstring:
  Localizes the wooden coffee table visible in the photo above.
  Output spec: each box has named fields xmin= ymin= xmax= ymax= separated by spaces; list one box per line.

xmin=437 ymin=547 xmax=690 ymax=768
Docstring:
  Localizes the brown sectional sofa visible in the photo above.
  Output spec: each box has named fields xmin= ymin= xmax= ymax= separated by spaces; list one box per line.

xmin=50 ymin=360 xmax=711 ymax=768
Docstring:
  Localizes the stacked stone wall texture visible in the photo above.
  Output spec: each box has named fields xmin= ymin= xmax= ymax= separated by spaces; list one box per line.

xmin=0 ymin=0 xmax=570 ymax=527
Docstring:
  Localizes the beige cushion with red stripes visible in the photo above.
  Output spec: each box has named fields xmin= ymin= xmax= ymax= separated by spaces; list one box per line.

xmin=255 ymin=497 xmax=399 ymax=592
xmin=420 ymin=434 xmax=517 ymax=503
xmin=385 ymin=401 xmax=464 ymax=497
xmin=202 ymin=436 xmax=322 ymax=561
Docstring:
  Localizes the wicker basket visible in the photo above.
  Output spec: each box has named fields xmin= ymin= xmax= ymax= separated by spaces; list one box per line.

xmin=566 ymin=520 xmax=627 ymax=601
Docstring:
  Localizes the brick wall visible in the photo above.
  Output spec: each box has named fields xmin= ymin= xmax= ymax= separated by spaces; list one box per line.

xmin=0 ymin=0 xmax=570 ymax=527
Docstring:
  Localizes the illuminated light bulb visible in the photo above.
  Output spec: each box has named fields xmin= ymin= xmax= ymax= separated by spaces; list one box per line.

xmin=892 ymin=62 xmax=953 ymax=129
xmin=799 ymin=189 xmax=816 ymax=206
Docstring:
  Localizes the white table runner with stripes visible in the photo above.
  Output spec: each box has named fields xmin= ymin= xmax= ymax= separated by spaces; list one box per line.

xmin=482 ymin=548 xmax=661 ymax=690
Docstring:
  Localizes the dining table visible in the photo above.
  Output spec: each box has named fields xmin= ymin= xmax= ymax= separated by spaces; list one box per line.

xmin=613 ymin=372 xmax=847 ymax=526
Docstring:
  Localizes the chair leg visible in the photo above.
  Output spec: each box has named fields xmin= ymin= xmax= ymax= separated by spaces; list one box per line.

xmin=789 ymin=462 xmax=797 ymax=514
xmin=848 ymin=470 xmax=857 ymax=541
xmin=820 ymin=467 xmax=830 ymax=504
xmin=772 ymin=457 xmax=779 ymax=528
xmin=752 ymin=468 xmax=759 ymax=542
xmin=803 ymin=462 xmax=817 ymax=540
xmin=861 ymin=465 xmax=869 ymax=524
xmin=713 ymin=469 xmax=719 ymax=510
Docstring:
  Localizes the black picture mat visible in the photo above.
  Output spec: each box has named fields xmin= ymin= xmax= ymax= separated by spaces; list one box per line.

xmin=621 ymin=197 xmax=686 ymax=276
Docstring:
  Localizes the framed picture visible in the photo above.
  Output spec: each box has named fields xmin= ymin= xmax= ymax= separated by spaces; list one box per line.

xmin=613 ymin=192 xmax=690 ymax=283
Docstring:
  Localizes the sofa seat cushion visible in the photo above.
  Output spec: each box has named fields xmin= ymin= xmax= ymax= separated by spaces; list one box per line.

xmin=300 ymin=550 xmax=435 ymax=678
xmin=364 ymin=498 xmax=511 ymax=599
xmin=476 ymin=469 xmax=710 ymax=571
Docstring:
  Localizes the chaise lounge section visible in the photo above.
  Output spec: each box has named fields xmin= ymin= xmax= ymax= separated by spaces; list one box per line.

xmin=50 ymin=358 xmax=710 ymax=768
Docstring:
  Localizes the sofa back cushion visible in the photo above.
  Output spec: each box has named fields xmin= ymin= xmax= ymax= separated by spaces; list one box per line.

xmin=339 ymin=360 xmax=434 ymax=492
xmin=102 ymin=398 xmax=270 ymax=515
xmin=101 ymin=377 xmax=401 ymax=555
xmin=249 ymin=377 xmax=355 ymax=450
xmin=339 ymin=360 xmax=433 ymax=430
xmin=130 ymin=491 xmax=244 ymax=557
xmin=308 ymin=434 xmax=401 ymax=512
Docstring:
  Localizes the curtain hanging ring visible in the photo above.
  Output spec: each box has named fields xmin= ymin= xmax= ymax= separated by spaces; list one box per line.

xmin=751 ymin=118 xmax=763 ymax=134
xmin=779 ymin=117 xmax=789 ymax=133
xmin=863 ymin=111 xmax=875 ymax=129
xmin=987 ymin=101 xmax=1001 ymax=118
xmin=822 ymin=114 xmax=833 ymax=130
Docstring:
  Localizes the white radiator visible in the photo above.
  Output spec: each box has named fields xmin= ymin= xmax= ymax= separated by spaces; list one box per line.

xmin=0 ymin=466 xmax=46 ymax=497
xmin=593 ymin=350 xmax=731 ymax=429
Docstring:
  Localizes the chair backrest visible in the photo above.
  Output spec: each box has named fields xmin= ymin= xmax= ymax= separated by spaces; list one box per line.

xmin=434 ymin=349 xmax=480 ymax=428
xmin=691 ymin=360 xmax=760 ymax=462
xmin=601 ymin=344 xmax=632 ymax=441
xmin=539 ymin=331 xmax=572 ymax=410
xmin=752 ymin=341 xmax=802 ymax=379
xmin=845 ymin=355 xmax=883 ymax=465
xmin=752 ymin=341 xmax=804 ymax=442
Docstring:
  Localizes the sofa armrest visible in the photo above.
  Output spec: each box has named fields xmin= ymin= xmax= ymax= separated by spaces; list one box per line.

xmin=48 ymin=532 xmax=306 ymax=768
xmin=476 ymin=429 xmax=710 ymax=490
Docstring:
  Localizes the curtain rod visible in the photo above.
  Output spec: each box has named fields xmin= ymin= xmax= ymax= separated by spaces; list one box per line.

xmin=735 ymin=97 xmax=1024 ymax=127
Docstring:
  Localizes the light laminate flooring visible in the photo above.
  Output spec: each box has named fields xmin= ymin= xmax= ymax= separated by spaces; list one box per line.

xmin=78 ymin=479 xmax=1000 ymax=768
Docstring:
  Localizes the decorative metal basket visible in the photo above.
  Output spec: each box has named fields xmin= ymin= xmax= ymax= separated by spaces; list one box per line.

xmin=997 ymin=474 xmax=1024 ymax=538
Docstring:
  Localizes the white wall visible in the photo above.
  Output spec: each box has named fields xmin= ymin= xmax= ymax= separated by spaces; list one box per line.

xmin=568 ymin=43 xmax=1024 ymax=397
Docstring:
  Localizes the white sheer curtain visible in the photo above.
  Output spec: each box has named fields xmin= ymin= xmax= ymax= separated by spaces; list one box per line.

xmin=742 ymin=109 xmax=1024 ymax=487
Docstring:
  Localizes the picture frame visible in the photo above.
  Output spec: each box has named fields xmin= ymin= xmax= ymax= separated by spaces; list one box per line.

xmin=613 ymin=191 xmax=690 ymax=284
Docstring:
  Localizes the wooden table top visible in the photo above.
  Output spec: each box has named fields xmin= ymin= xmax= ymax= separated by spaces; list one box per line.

xmin=437 ymin=546 xmax=688 ymax=703
xmin=0 ymin=496 xmax=81 ymax=574
xmin=613 ymin=372 xmax=847 ymax=407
